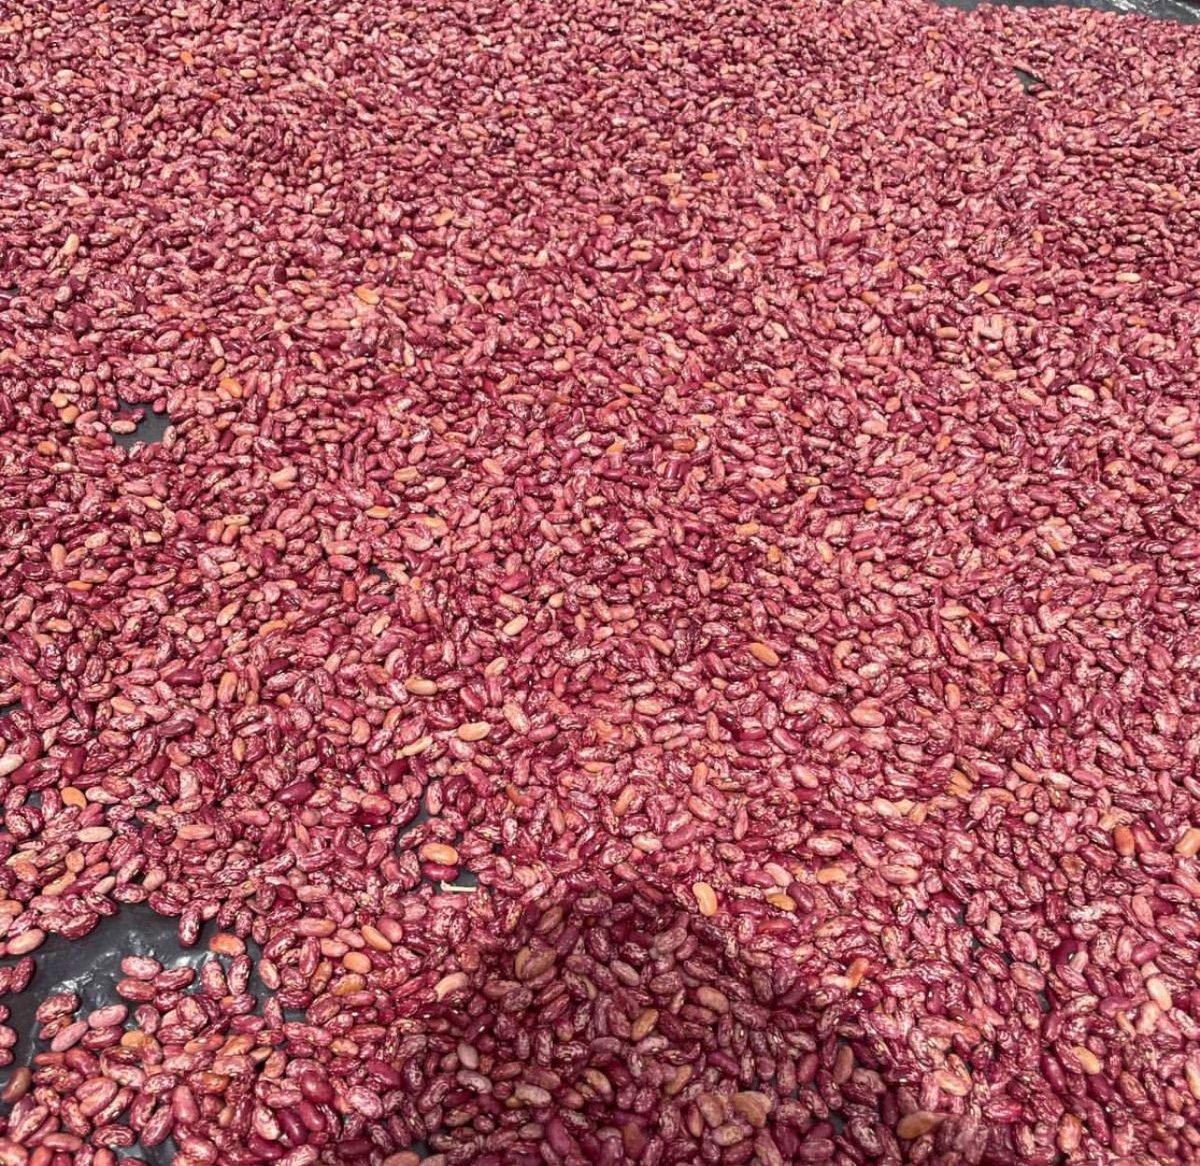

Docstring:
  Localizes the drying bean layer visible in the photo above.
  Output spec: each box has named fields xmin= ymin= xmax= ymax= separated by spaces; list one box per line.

xmin=2 ymin=0 xmax=1200 ymax=1163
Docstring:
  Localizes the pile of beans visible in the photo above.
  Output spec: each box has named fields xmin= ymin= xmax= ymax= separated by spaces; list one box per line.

xmin=2 ymin=0 xmax=1200 ymax=1162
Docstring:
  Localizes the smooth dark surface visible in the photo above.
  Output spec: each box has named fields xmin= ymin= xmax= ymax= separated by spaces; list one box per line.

xmin=1 ymin=905 xmax=208 ymax=1163
xmin=936 ymin=0 xmax=1198 ymax=22
xmin=113 ymin=398 xmax=172 ymax=451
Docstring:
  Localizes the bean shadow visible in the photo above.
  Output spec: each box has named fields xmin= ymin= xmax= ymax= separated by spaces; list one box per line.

xmin=407 ymin=876 xmax=1014 ymax=1166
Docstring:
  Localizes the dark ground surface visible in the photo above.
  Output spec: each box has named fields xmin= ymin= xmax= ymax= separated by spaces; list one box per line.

xmin=939 ymin=0 xmax=1198 ymax=19
xmin=1 ymin=0 xmax=1197 ymax=1161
